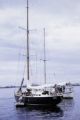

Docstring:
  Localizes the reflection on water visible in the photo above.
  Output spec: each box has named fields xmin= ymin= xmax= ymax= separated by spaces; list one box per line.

xmin=60 ymin=99 xmax=74 ymax=111
xmin=26 ymin=105 xmax=62 ymax=112
xmin=15 ymin=99 xmax=74 ymax=119
xmin=16 ymin=105 xmax=63 ymax=119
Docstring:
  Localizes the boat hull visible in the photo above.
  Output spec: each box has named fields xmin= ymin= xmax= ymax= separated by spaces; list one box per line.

xmin=21 ymin=96 xmax=62 ymax=106
xmin=63 ymin=92 xmax=73 ymax=99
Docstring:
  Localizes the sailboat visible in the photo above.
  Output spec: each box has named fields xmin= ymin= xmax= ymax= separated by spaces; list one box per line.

xmin=14 ymin=0 xmax=62 ymax=106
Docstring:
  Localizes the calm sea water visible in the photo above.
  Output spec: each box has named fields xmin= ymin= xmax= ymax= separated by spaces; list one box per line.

xmin=0 ymin=87 xmax=80 ymax=120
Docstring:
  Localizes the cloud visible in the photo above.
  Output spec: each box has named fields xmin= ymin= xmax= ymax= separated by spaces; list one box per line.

xmin=0 ymin=0 xmax=26 ymax=8
xmin=0 ymin=0 xmax=80 ymax=85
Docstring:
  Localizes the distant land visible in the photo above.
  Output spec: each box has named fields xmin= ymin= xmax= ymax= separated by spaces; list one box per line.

xmin=0 ymin=85 xmax=26 ymax=89
xmin=0 ymin=83 xmax=80 ymax=88
xmin=72 ymin=83 xmax=80 ymax=86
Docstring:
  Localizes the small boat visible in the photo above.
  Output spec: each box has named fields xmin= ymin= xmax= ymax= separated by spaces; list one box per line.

xmin=54 ymin=82 xmax=73 ymax=99
xmin=15 ymin=102 xmax=24 ymax=107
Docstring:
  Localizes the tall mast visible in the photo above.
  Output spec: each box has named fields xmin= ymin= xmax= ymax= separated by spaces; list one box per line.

xmin=43 ymin=28 xmax=46 ymax=84
xmin=27 ymin=0 xmax=29 ymax=81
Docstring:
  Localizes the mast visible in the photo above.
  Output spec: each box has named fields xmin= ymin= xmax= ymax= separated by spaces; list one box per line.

xmin=43 ymin=28 xmax=46 ymax=84
xmin=27 ymin=0 xmax=29 ymax=81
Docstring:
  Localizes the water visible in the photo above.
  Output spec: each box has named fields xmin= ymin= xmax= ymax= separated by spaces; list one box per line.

xmin=0 ymin=87 xmax=80 ymax=120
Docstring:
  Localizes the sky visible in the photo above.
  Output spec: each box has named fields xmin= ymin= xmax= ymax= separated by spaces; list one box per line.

xmin=0 ymin=0 xmax=80 ymax=86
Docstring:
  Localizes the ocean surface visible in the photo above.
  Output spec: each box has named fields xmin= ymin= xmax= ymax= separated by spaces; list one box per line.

xmin=0 ymin=87 xmax=80 ymax=120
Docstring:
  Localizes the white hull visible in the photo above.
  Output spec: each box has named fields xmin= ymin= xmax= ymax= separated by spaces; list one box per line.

xmin=55 ymin=82 xmax=74 ymax=99
xmin=63 ymin=92 xmax=73 ymax=99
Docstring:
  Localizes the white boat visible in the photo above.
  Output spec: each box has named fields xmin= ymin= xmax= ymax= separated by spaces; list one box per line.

xmin=55 ymin=82 xmax=73 ymax=99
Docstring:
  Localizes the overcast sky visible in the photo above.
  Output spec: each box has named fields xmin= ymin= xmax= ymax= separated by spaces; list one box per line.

xmin=0 ymin=0 xmax=80 ymax=86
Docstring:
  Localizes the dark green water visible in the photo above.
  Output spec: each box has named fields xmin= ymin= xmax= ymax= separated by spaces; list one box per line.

xmin=0 ymin=87 xmax=80 ymax=120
